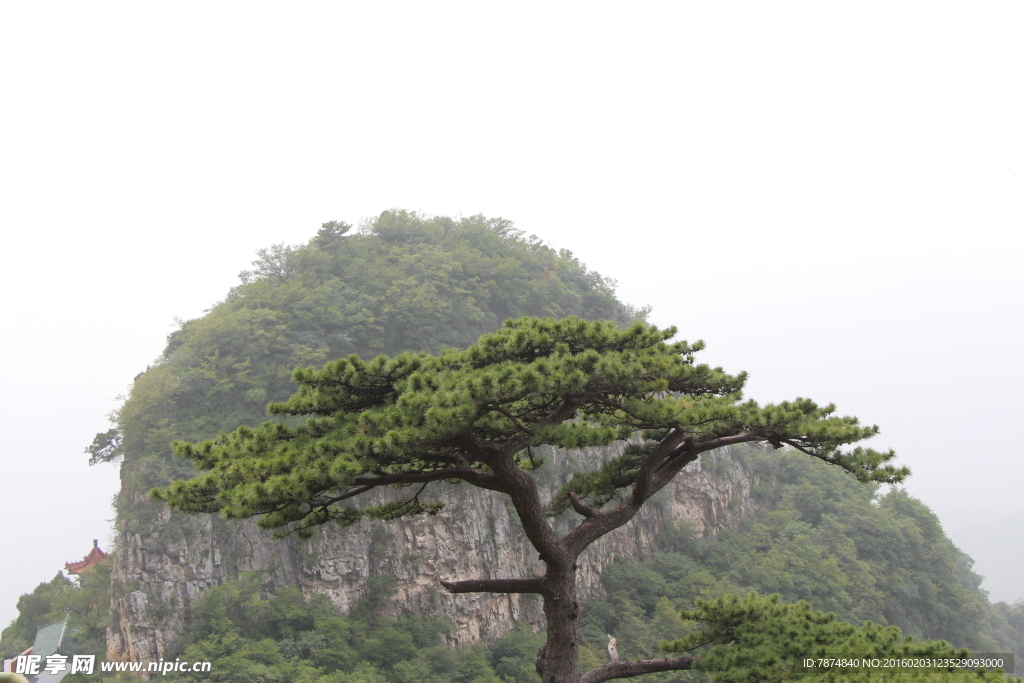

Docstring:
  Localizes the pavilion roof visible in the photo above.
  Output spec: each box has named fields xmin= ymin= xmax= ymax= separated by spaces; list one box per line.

xmin=65 ymin=539 xmax=108 ymax=575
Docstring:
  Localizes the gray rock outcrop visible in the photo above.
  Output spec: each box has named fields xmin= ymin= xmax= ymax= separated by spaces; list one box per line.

xmin=106 ymin=445 xmax=762 ymax=662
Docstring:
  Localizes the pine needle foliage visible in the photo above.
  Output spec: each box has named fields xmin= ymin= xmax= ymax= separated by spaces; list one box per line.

xmin=154 ymin=316 xmax=905 ymax=540
xmin=664 ymin=593 xmax=1008 ymax=683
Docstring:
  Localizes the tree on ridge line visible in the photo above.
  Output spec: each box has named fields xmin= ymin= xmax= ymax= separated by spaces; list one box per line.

xmin=153 ymin=315 xmax=907 ymax=683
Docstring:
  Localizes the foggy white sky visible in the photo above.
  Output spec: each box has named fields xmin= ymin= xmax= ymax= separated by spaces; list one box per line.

xmin=1 ymin=3 xmax=1021 ymax=628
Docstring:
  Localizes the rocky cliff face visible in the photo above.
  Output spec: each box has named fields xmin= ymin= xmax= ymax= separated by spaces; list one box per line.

xmin=107 ymin=445 xmax=763 ymax=662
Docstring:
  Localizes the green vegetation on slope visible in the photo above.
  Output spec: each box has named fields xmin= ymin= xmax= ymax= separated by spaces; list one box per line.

xmin=26 ymin=212 xmax=1009 ymax=681
xmin=663 ymin=592 xmax=1010 ymax=683
xmin=100 ymin=572 xmax=521 ymax=683
xmin=9 ymin=448 xmax=1021 ymax=681
xmin=0 ymin=562 xmax=111 ymax=662
xmin=92 ymin=211 xmax=641 ymax=499
xmin=578 ymin=447 xmax=1024 ymax=674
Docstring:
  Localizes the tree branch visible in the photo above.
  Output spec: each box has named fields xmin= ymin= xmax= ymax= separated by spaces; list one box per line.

xmin=559 ymin=430 xmax=687 ymax=558
xmin=563 ymin=433 xmax=760 ymax=558
xmin=484 ymin=399 xmax=584 ymax=569
xmin=503 ymin=399 xmax=581 ymax=454
xmin=313 ymin=485 xmax=375 ymax=508
xmin=649 ymin=432 xmax=762 ymax=491
xmin=631 ymin=429 xmax=689 ymax=504
xmin=568 ymin=492 xmax=597 ymax=518
xmin=563 ymin=500 xmax=641 ymax=558
xmin=579 ymin=656 xmax=696 ymax=683
xmin=439 ymin=577 xmax=543 ymax=594
xmin=351 ymin=467 xmax=508 ymax=494
xmin=491 ymin=404 xmax=534 ymax=436
xmin=495 ymin=456 xmax=569 ymax=567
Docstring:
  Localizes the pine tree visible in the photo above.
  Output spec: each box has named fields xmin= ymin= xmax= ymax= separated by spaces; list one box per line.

xmin=154 ymin=316 xmax=906 ymax=683
xmin=659 ymin=592 xmax=1007 ymax=683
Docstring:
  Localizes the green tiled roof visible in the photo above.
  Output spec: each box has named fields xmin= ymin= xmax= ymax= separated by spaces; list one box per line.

xmin=31 ymin=617 xmax=77 ymax=657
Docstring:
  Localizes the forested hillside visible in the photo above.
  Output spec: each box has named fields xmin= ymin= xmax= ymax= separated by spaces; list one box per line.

xmin=4 ymin=212 xmax=1021 ymax=682
xmin=579 ymin=448 xmax=1024 ymax=664
xmin=131 ymin=448 xmax=1024 ymax=681
xmin=92 ymin=211 xmax=640 ymax=487
xmin=92 ymin=211 xmax=651 ymax=663
xmin=146 ymin=448 xmax=1024 ymax=681
xmin=6 ymin=447 xmax=1022 ymax=682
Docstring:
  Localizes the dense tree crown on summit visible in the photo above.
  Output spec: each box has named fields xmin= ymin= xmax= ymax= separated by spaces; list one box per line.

xmin=156 ymin=314 xmax=907 ymax=683
xmin=90 ymin=211 xmax=642 ymax=487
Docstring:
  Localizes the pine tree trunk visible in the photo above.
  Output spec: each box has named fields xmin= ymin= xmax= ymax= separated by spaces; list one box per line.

xmin=536 ymin=569 xmax=584 ymax=683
